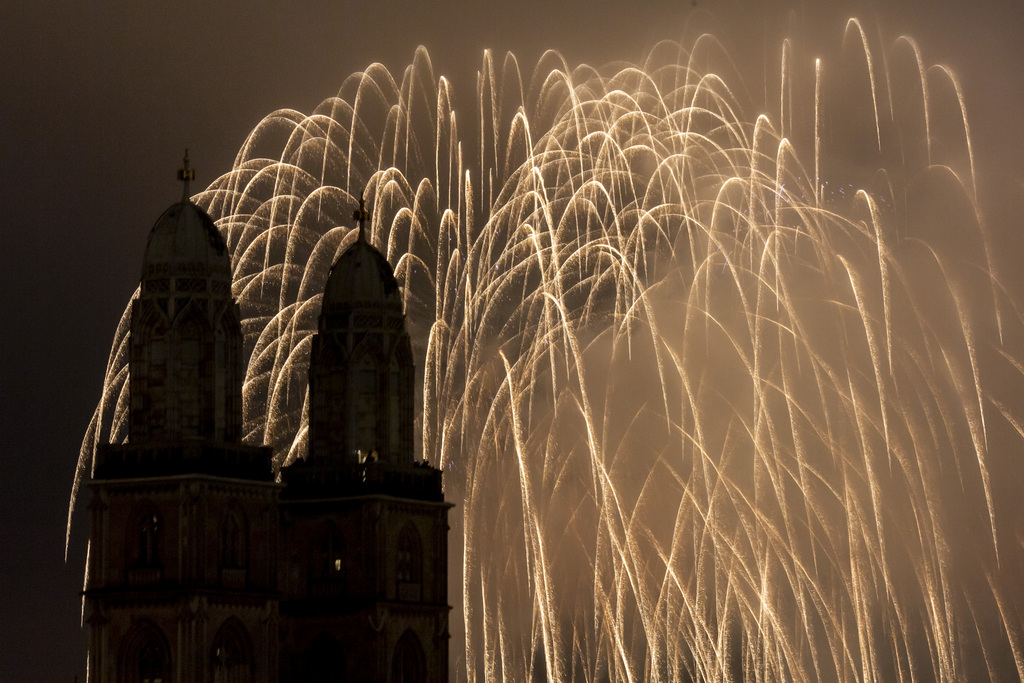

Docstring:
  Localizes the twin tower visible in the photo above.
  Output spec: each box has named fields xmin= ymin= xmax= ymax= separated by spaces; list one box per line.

xmin=85 ymin=160 xmax=450 ymax=682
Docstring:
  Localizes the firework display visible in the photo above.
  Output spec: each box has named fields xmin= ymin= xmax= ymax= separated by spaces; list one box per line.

xmin=74 ymin=24 xmax=1024 ymax=681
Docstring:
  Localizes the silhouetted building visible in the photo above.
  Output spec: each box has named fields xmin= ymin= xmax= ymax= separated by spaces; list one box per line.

xmin=84 ymin=157 xmax=450 ymax=682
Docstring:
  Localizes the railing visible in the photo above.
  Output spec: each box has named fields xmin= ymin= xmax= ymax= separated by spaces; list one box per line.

xmin=282 ymin=461 xmax=444 ymax=501
xmin=95 ymin=442 xmax=273 ymax=481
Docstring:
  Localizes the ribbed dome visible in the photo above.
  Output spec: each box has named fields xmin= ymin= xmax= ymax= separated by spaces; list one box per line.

xmin=141 ymin=200 xmax=231 ymax=280
xmin=322 ymin=238 xmax=402 ymax=313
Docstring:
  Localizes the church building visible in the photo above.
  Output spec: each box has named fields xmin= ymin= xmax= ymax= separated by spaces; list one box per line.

xmin=84 ymin=156 xmax=451 ymax=682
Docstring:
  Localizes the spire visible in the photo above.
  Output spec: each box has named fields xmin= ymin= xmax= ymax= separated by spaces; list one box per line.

xmin=177 ymin=149 xmax=196 ymax=202
xmin=352 ymin=194 xmax=370 ymax=242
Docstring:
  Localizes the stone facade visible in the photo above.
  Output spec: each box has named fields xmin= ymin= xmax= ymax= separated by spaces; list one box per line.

xmin=85 ymin=185 xmax=449 ymax=683
xmin=85 ymin=470 xmax=280 ymax=683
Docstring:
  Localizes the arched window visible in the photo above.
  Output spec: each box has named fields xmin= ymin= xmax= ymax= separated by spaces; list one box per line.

xmin=119 ymin=621 xmax=170 ymax=683
xmin=126 ymin=504 xmax=163 ymax=585
xmin=130 ymin=506 xmax=162 ymax=569
xmin=221 ymin=510 xmax=247 ymax=569
xmin=210 ymin=618 xmax=253 ymax=683
xmin=396 ymin=523 xmax=422 ymax=601
xmin=143 ymin=333 xmax=168 ymax=437
xmin=390 ymin=629 xmax=426 ymax=683
xmin=176 ymin=316 xmax=203 ymax=436
xmin=313 ymin=522 xmax=344 ymax=580
xmin=326 ymin=361 xmax=346 ymax=446
xmin=349 ymin=351 xmax=378 ymax=457
xmin=130 ymin=306 xmax=168 ymax=440
xmin=310 ymin=340 xmax=346 ymax=459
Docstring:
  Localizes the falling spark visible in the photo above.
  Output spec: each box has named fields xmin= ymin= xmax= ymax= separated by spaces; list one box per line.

xmin=71 ymin=23 xmax=1024 ymax=682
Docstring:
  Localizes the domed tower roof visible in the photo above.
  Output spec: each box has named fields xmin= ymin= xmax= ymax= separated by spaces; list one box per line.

xmin=322 ymin=237 xmax=402 ymax=313
xmin=320 ymin=197 xmax=402 ymax=328
xmin=140 ymin=153 xmax=231 ymax=284
xmin=141 ymin=199 xmax=231 ymax=281
xmin=135 ymin=152 xmax=233 ymax=303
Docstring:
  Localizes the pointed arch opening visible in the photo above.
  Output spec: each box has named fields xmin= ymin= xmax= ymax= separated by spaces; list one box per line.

xmin=310 ymin=520 xmax=346 ymax=596
xmin=130 ymin=301 xmax=170 ymax=440
xmin=310 ymin=334 xmax=347 ymax=461
xmin=174 ymin=312 xmax=207 ymax=437
xmin=349 ymin=346 xmax=380 ymax=460
xmin=210 ymin=618 xmax=254 ymax=683
xmin=126 ymin=503 xmax=163 ymax=585
xmin=220 ymin=507 xmax=249 ymax=588
xmin=390 ymin=629 xmax=426 ymax=683
xmin=119 ymin=620 xmax=171 ymax=683
xmin=221 ymin=508 xmax=248 ymax=569
xmin=396 ymin=522 xmax=423 ymax=601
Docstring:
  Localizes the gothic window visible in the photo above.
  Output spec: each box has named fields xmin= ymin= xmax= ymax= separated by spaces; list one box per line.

xmin=138 ymin=639 xmax=166 ymax=683
xmin=350 ymin=351 xmax=378 ymax=457
xmin=210 ymin=619 xmax=253 ymax=683
xmin=132 ymin=506 xmax=162 ymax=568
xmin=221 ymin=510 xmax=247 ymax=569
xmin=313 ymin=523 xmax=344 ymax=580
xmin=390 ymin=629 xmax=426 ymax=683
xmin=396 ymin=523 xmax=422 ymax=601
xmin=324 ymin=361 xmax=346 ymax=449
xmin=147 ymin=336 xmax=168 ymax=423
xmin=132 ymin=316 xmax=168 ymax=438
xmin=177 ymin=317 xmax=202 ymax=436
xmin=119 ymin=621 xmax=170 ymax=683
xmin=149 ymin=337 xmax=167 ymax=387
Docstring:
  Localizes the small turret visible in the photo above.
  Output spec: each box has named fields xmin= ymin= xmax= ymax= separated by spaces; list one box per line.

xmin=306 ymin=196 xmax=416 ymax=467
xmin=85 ymin=155 xmax=279 ymax=683
xmin=127 ymin=152 xmax=242 ymax=444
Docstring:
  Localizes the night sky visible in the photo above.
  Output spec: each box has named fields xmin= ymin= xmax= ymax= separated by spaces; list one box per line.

xmin=2 ymin=1 xmax=1023 ymax=680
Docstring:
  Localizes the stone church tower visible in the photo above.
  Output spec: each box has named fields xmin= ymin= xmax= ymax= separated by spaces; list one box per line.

xmin=85 ymin=157 xmax=279 ymax=682
xmin=277 ymin=200 xmax=451 ymax=682
xmin=85 ymin=162 xmax=450 ymax=682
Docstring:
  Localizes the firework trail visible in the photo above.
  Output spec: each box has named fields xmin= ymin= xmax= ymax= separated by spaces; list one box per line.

xmin=74 ymin=22 xmax=1024 ymax=682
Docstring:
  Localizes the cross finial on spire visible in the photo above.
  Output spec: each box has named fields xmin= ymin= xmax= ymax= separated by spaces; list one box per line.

xmin=177 ymin=149 xmax=196 ymax=201
xmin=352 ymin=193 xmax=370 ymax=241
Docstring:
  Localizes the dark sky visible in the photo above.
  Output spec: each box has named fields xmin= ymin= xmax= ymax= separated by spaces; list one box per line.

xmin=2 ymin=1 xmax=1022 ymax=680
